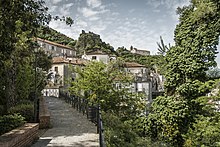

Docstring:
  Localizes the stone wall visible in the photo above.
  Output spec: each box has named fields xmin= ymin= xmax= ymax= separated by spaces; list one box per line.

xmin=39 ymin=96 xmax=50 ymax=129
xmin=0 ymin=123 xmax=39 ymax=147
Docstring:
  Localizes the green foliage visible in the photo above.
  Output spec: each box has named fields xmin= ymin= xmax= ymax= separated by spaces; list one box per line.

xmin=0 ymin=114 xmax=25 ymax=135
xmin=38 ymin=26 xmax=75 ymax=45
xmin=207 ymin=68 xmax=220 ymax=80
xmin=8 ymin=103 xmax=34 ymax=122
xmin=70 ymin=61 xmax=148 ymax=146
xmin=147 ymin=0 xmax=220 ymax=146
xmin=0 ymin=0 xmax=55 ymax=112
xmin=0 ymin=0 xmax=50 ymax=110
xmin=165 ymin=0 xmax=220 ymax=94
xmin=0 ymin=105 xmax=5 ymax=116
xmin=103 ymin=112 xmax=138 ymax=147
xmin=147 ymin=96 xmax=189 ymax=146
xmin=116 ymin=46 xmax=166 ymax=74
xmin=103 ymin=112 xmax=163 ymax=147
xmin=183 ymin=115 xmax=220 ymax=147
xmin=75 ymin=30 xmax=115 ymax=56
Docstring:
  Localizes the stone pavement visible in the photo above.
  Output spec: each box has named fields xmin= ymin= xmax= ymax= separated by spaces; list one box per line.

xmin=32 ymin=97 xmax=99 ymax=147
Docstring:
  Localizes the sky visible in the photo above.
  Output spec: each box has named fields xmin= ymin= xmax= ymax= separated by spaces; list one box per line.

xmin=45 ymin=0 xmax=220 ymax=66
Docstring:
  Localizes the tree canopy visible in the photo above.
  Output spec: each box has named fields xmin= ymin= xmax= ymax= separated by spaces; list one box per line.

xmin=147 ymin=0 xmax=220 ymax=146
xmin=0 ymin=0 xmax=72 ymax=112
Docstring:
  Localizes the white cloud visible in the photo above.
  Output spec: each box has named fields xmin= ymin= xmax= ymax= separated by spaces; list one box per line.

xmin=76 ymin=20 xmax=88 ymax=28
xmin=129 ymin=9 xmax=135 ymax=13
xmin=146 ymin=0 xmax=189 ymax=9
xmin=51 ymin=0 xmax=62 ymax=4
xmin=48 ymin=6 xmax=58 ymax=13
xmin=89 ymin=16 xmax=100 ymax=21
xmin=87 ymin=0 xmax=102 ymax=8
xmin=79 ymin=7 xmax=98 ymax=17
xmin=59 ymin=3 xmax=74 ymax=16
xmin=78 ymin=6 xmax=109 ymax=18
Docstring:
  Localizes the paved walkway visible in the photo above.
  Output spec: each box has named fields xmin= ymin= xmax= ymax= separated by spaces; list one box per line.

xmin=32 ymin=97 xmax=99 ymax=147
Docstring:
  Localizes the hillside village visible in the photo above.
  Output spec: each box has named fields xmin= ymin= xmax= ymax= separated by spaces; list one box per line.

xmin=1 ymin=1 xmax=220 ymax=147
xmin=37 ymin=33 xmax=165 ymax=102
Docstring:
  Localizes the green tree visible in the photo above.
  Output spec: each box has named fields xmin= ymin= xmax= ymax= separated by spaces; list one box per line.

xmin=38 ymin=26 xmax=75 ymax=45
xmin=116 ymin=46 xmax=166 ymax=74
xmin=147 ymin=0 xmax=220 ymax=146
xmin=206 ymin=67 xmax=220 ymax=80
xmin=69 ymin=61 xmax=148 ymax=146
xmin=0 ymin=0 xmax=71 ymax=112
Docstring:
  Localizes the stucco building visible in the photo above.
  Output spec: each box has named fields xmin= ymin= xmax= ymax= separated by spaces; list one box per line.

xmin=37 ymin=38 xmax=76 ymax=58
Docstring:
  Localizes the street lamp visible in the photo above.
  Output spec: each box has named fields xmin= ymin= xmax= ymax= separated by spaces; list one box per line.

xmin=34 ymin=47 xmax=38 ymax=122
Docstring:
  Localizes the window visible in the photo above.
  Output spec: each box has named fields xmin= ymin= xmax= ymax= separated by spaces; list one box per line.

xmin=70 ymin=51 xmax=72 ymax=55
xmin=55 ymin=67 xmax=58 ymax=73
xmin=92 ymin=56 xmax=97 ymax=60
xmin=51 ymin=46 xmax=55 ymax=51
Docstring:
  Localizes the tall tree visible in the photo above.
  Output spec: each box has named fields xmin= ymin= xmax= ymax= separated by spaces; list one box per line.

xmin=0 ymin=0 xmax=72 ymax=111
xmin=0 ymin=0 xmax=49 ymax=109
xmin=147 ymin=0 xmax=220 ymax=146
xmin=69 ymin=60 xmax=148 ymax=146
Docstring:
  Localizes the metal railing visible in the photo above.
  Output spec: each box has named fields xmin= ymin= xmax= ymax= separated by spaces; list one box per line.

xmin=59 ymin=90 xmax=105 ymax=147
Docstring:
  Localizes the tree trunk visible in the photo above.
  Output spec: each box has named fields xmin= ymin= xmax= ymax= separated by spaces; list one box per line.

xmin=6 ymin=61 xmax=17 ymax=111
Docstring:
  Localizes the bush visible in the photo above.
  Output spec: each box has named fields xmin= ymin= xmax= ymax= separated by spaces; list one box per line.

xmin=183 ymin=115 xmax=220 ymax=147
xmin=0 ymin=114 xmax=25 ymax=135
xmin=8 ymin=103 xmax=34 ymax=122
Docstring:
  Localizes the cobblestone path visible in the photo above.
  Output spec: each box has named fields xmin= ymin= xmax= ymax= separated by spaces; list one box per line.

xmin=32 ymin=97 xmax=99 ymax=147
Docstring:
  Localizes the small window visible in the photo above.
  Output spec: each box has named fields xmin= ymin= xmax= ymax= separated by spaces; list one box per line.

xmin=55 ymin=67 xmax=58 ymax=73
xmin=92 ymin=56 xmax=97 ymax=60
xmin=51 ymin=46 xmax=55 ymax=50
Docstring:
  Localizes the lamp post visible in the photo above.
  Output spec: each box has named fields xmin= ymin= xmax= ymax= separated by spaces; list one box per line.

xmin=34 ymin=48 xmax=38 ymax=122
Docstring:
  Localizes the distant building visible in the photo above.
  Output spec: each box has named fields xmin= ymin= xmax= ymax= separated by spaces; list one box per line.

xmin=48 ymin=57 xmax=86 ymax=88
xmin=130 ymin=46 xmax=150 ymax=56
xmin=82 ymin=50 xmax=111 ymax=64
xmin=37 ymin=38 xmax=76 ymax=57
xmin=123 ymin=62 xmax=152 ymax=102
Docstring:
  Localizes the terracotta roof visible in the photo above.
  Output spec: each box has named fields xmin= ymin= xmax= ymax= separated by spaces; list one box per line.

xmin=52 ymin=57 xmax=87 ymax=65
xmin=124 ymin=62 xmax=145 ymax=68
xmin=37 ymin=38 xmax=75 ymax=50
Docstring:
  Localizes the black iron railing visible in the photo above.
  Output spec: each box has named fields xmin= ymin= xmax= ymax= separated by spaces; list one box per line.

xmin=59 ymin=90 xmax=105 ymax=147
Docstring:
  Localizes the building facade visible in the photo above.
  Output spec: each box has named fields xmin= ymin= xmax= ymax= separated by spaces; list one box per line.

xmin=130 ymin=47 xmax=150 ymax=56
xmin=47 ymin=57 xmax=86 ymax=88
xmin=123 ymin=62 xmax=152 ymax=102
xmin=37 ymin=38 xmax=76 ymax=58
xmin=82 ymin=50 xmax=110 ymax=64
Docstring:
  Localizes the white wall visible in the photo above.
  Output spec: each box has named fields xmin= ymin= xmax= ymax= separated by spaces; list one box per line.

xmin=87 ymin=54 xmax=110 ymax=64
xmin=52 ymin=64 xmax=64 ymax=86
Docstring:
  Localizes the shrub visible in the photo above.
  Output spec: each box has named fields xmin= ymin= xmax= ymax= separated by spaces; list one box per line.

xmin=0 ymin=114 xmax=25 ymax=135
xmin=8 ymin=103 xmax=34 ymax=122
xmin=183 ymin=115 xmax=220 ymax=147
